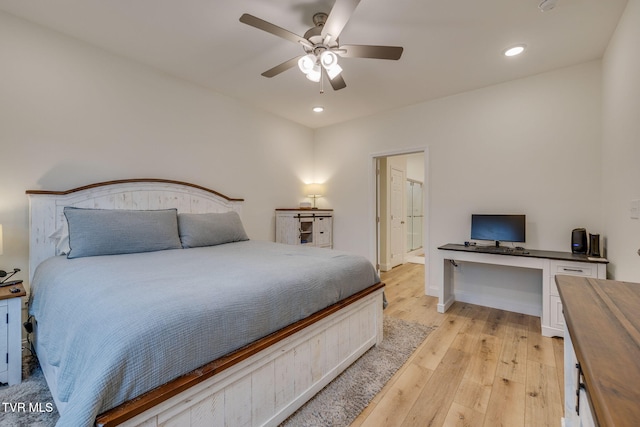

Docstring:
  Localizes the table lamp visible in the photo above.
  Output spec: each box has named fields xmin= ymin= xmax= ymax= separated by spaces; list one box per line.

xmin=305 ymin=184 xmax=325 ymax=209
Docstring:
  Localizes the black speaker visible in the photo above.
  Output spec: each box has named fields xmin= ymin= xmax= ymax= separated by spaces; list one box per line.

xmin=571 ymin=228 xmax=587 ymax=254
xmin=589 ymin=233 xmax=601 ymax=257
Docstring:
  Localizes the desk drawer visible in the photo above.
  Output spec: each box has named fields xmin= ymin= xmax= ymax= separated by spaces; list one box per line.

xmin=550 ymin=261 xmax=599 ymax=278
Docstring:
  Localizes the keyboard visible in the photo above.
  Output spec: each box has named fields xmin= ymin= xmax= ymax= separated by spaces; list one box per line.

xmin=474 ymin=246 xmax=514 ymax=254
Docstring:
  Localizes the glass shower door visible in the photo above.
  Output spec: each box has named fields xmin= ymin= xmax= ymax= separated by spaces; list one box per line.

xmin=406 ymin=180 xmax=423 ymax=252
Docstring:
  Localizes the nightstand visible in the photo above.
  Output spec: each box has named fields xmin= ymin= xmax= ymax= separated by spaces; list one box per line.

xmin=0 ymin=283 xmax=26 ymax=385
xmin=275 ymin=209 xmax=333 ymax=248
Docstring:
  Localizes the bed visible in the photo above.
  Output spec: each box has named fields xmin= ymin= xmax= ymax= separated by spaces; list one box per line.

xmin=26 ymin=179 xmax=384 ymax=427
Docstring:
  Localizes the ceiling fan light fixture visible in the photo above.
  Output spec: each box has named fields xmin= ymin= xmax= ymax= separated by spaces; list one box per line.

xmin=320 ymin=50 xmax=338 ymax=68
xmin=298 ymin=54 xmax=317 ymax=74
xmin=306 ymin=64 xmax=322 ymax=82
xmin=319 ymin=50 xmax=342 ymax=79
xmin=312 ymin=106 xmax=324 ymax=113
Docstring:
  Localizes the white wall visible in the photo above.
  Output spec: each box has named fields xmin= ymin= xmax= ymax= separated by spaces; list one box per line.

xmin=315 ymin=61 xmax=603 ymax=298
xmin=0 ymin=12 xmax=314 ymax=286
xmin=602 ymin=0 xmax=640 ymax=281
xmin=405 ymin=153 xmax=424 ymax=183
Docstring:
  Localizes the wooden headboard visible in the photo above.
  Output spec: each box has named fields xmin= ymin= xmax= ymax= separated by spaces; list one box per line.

xmin=26 ymin=179 xmax=244 ymax=280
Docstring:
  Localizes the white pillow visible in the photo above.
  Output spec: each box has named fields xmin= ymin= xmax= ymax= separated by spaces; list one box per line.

xmin=48 ymin=224 xmax=70 ymax=255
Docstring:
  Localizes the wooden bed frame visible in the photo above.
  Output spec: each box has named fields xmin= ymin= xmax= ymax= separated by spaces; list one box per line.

xmin=26 ymin=179 xmax=384 ymax=427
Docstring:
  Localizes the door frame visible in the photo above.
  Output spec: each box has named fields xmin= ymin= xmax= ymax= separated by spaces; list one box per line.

xmin=370 ymin=146 xmax=430 ymax=295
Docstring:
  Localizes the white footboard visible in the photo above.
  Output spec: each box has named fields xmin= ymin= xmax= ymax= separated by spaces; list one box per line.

xmin=114 ymin=288 xmax=383 ymax=427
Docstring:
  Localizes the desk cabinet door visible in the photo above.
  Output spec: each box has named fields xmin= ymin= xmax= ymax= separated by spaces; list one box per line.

xmin=578 ymin=388 xmax=596 ymax=427
xmin=549 ymin=295 xmax=564 ymax=331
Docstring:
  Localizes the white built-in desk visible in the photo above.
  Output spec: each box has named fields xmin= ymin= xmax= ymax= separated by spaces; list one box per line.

xmin=437 ymin=244 xmax=608 ymax=337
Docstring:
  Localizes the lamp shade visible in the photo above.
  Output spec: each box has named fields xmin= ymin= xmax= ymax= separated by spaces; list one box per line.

xmin=305 ymin=183 xmax=325 ymax=197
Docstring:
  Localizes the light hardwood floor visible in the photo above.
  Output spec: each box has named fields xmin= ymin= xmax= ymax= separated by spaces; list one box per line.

xmin=352 ymin=262 xmax=565 ymax=427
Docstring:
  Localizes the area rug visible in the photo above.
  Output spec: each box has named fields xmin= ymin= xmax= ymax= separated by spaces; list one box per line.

xmin=0 ymin=355 xmax=59 ymax=426
xmin=0 ymin=317 xmax=432 ymax=427
xmin=280 ymin=316 xmax=433 ymax=426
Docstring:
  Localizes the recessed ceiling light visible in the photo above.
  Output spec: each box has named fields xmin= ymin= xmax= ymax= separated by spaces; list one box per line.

xmin=538 ymin=0 xmax=558 ymax=12
xmin=504 ymin=45 xmax=526 ymax=57
xmin=312 ymin=106 xmax=324 ymax=113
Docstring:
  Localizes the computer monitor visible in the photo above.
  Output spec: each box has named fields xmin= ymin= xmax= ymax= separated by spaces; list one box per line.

xmin=470 ymin=214 xmax=526 ymax=246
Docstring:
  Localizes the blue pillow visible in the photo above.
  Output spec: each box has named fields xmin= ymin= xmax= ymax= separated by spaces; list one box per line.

xmin=64 ymin=207 xmax=182 ymax=259
xmin=178 ymin=211 xmax=249 ymax=248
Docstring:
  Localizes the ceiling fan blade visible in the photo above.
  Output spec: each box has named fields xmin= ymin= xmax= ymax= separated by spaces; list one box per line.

xmin=261 ymin=56 xmax=302 ymax=78
xmin=321 ymin=0 xmax=361 ymax=41
xmin=240 ymin=14 xmax=312 ymax=48
xmin=328 ymin=73 xmax=347 ymax=91
xmin=338 ymin=44 xmax=404 ymax=60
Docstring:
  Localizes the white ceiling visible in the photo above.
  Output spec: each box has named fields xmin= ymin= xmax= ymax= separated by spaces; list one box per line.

xmin=0 ymin=0 xmax=629 ymax=129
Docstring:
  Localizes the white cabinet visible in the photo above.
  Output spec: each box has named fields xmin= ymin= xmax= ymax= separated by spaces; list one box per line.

xmin=0 ymin=285 xmax=26 ymax=386
xmin=563 ymin=323 xmax=596 ymax=427
xmin=275 ymin=209 xmax=333 ymax=248
xmin=546 ymin=260 xmax=606 ymax=335
xmin=557 ymin=275 xmax=640 ymax=426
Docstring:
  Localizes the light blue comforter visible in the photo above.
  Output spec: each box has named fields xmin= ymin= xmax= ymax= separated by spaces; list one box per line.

xmin=29 ymin=240 xmax=380 ymax=427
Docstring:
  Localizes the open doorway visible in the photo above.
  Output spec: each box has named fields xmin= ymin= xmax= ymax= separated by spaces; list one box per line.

xmin=374 ymin=151 xmax=427 ymax=285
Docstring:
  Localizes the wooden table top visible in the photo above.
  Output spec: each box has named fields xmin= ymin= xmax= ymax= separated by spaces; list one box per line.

xmin=556 ymin=275 xmax=640 ymax=427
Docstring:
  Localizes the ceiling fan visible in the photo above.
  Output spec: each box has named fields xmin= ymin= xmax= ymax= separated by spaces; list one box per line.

xmin=239 ymin=0 xmax=403 ymax=91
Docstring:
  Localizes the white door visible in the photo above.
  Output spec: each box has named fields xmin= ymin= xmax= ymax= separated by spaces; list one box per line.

xmin=389 ymin=167 xmax=405 ymax=268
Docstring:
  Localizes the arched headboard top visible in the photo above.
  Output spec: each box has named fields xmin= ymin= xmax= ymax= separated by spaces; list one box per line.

xmin=26 ymin=179 xmax=244 ymax=280
xmin=26 ymin=178 xmax=244 ymax=201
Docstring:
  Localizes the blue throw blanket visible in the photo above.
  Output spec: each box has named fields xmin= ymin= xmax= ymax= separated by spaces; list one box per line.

xmin=29 ymin=240 xmax=380 ymax=426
